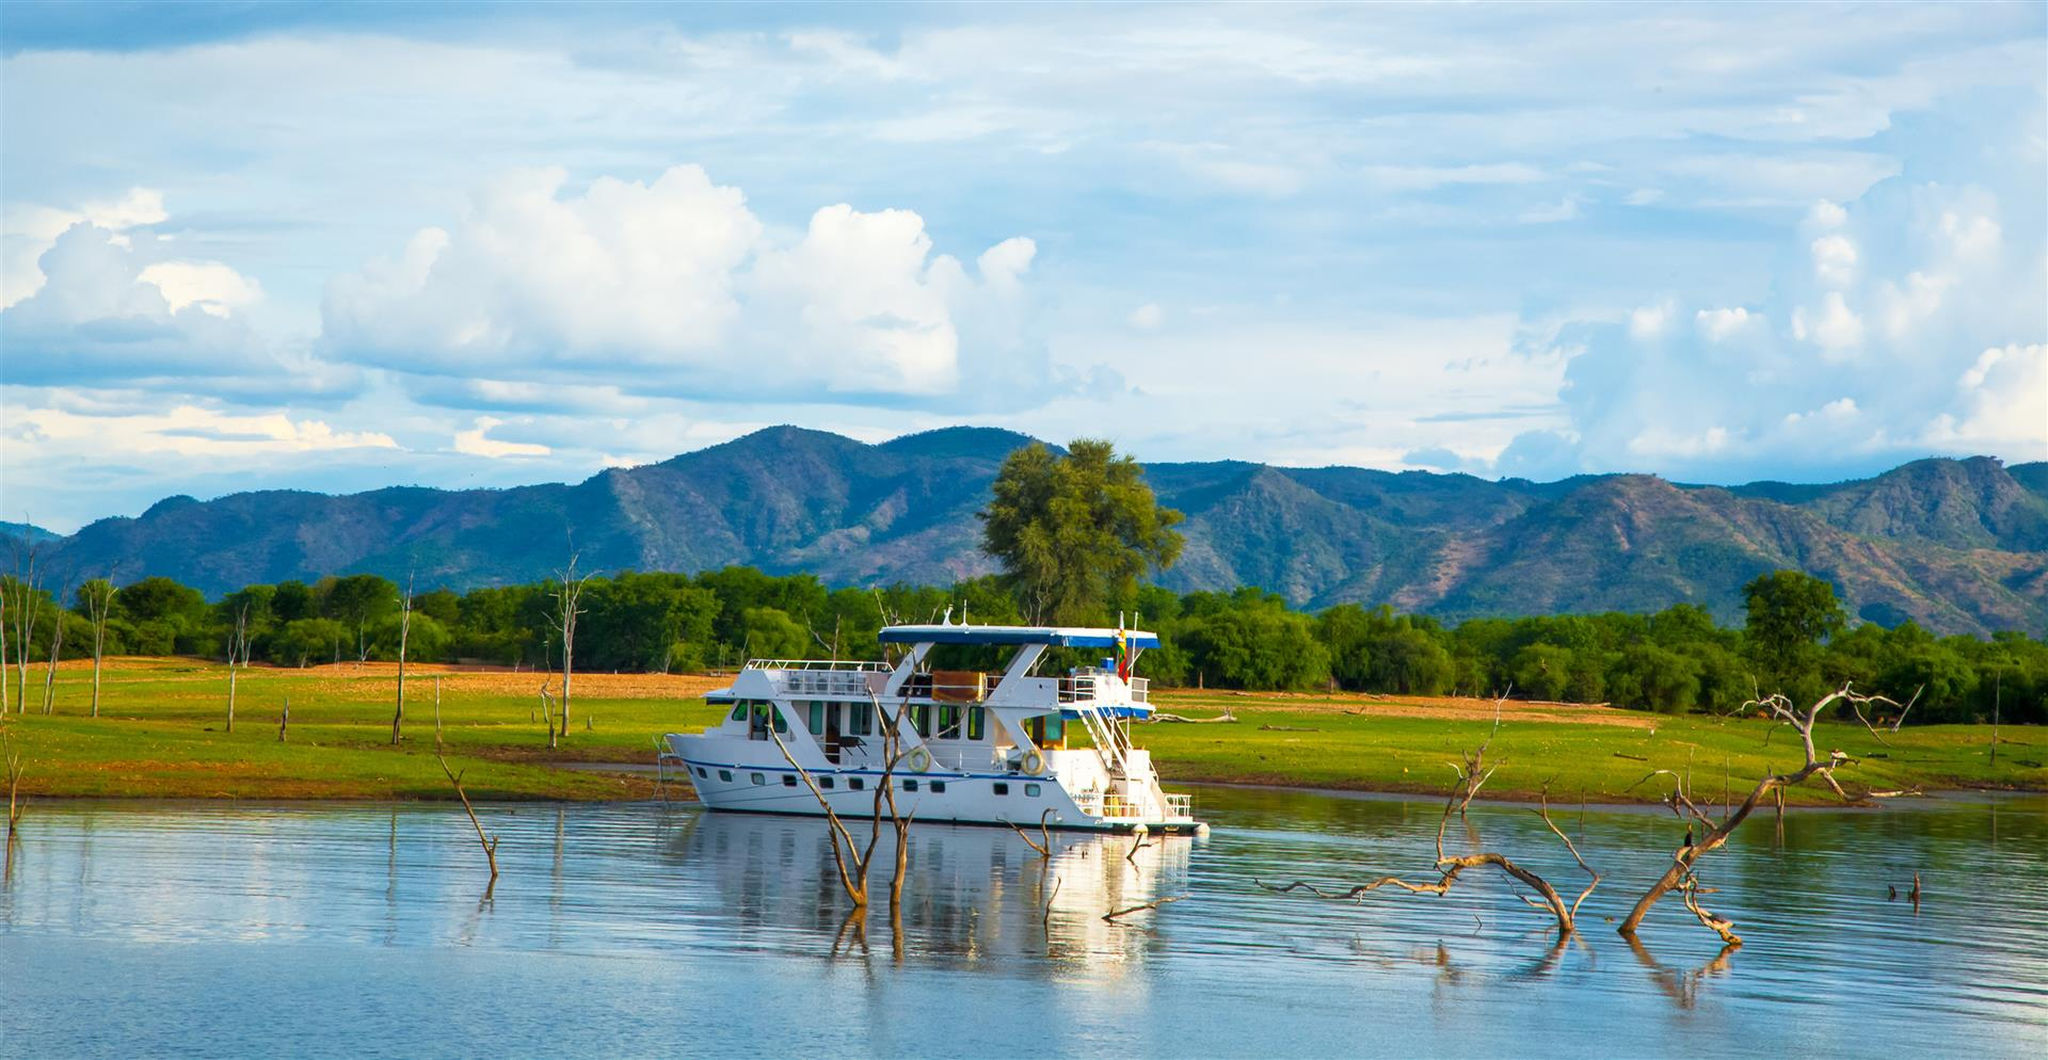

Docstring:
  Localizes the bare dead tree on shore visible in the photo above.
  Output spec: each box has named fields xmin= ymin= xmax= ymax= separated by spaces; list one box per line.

xmin=537 ymin=678 xmax=559 ymax=751
xmin=81 ymin=578 xmax=116 ymax=719
xmin=225 ymin=604 xmax=250 ymax=733
xmin=390 ymin=574 xmax=414 ymax=746
xmin=1617 ymin=683 xmax=1871 ymax=943
xmin=38 ymin=595 xmax=66 ymax=715
xmin=279 ymin=696 xmax=290 ymax=742
xmin=438 ymin=754 xmax=500 ymax=898
xmin=547 ymin=554 xmax=590 ymax=740
xmin=8 ymin=542 xmax=44 ymax=714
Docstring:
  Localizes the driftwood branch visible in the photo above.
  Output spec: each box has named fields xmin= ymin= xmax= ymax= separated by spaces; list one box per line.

xmin=1149 ymin=709 xmax=1237 ymax=724
xmin=1103 ymin=894 xmax=1187 ymax=922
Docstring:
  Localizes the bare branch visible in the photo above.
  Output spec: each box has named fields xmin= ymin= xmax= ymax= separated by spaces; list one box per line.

xmin=1103 ymin=894 xmax=1187 ymax=922
xmin=1619 ymin=682 xmax=1859 ymax=940
xmin=437 ymin=754 xmax=499 ymax=896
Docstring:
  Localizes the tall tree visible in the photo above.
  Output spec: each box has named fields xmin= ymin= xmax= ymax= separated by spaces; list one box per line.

xmin=979 ymin=440 xmax=1184 ymax=625
xmin=1743 ymin=569 xmax=1845 ymax=699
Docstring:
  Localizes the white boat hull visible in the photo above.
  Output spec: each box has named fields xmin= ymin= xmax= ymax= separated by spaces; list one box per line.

xmin=666 ymin=736 xmax=1201 ymax=834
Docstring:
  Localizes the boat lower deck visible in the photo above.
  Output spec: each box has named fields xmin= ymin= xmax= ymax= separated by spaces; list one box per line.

xmin=661 ymin=753 xmax=1203 ymax=835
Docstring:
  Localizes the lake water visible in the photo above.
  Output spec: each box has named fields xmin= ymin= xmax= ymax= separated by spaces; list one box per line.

xmin=2 ymin=787 xmax=2043 ymax=1058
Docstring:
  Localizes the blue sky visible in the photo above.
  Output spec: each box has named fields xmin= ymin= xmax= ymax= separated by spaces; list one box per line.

xmin=3 ymin=1 xmax=2044 ymax=532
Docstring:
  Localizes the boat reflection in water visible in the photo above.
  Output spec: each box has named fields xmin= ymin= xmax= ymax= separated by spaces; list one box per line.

xmin=666 ymin=808 xmax=1195 ymax=970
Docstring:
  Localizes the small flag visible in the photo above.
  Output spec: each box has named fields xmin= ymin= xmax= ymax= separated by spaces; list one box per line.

xmin=1114 ymin=627 xmax=1131 ymax=682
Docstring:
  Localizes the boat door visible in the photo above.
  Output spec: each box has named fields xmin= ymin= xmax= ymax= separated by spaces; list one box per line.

xmin=824 ymin=702 xmax=842 ymax=763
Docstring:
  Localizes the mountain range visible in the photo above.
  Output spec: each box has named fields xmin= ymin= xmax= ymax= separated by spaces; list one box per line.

xmin=8 ymin=426 xmax=2046 ymax=636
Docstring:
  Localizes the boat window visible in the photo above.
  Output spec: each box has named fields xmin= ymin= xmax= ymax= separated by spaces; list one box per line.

xmin=1025 ymin=783 xmax=1041 ymax=797
xmin=1044 ymin=714 xmax=1065 ymax=744
xmin=718 ymin=770 xmax=732 ymax=782
xmin=782 ymin=774 xmax=797 ymax=787
xmin=849 ymin=703 xmax=873 ymax=736
xmin=850 ymin=777 xmax=865 ymax=791
xmin=728 ymin=703 xmax=746 ymax=722
xmin=993 ymin=782 xmax=1009 ymax=796
xmin=937 ymin=705 xmax=962 ymax=740
xmin=930 ymin=781 xmax=947 ymax=794
xmin=911 ymin=704 xmax=932 ymax=738
xmin=807 ymin=701 xmax=826 ymax=735
xmin=820 ymin=776 xmax=834 ymax=790
xmin=903 ymin=779 xmax=918 ymax=792
xmin=694 ymin=767 xmax=706 ymax=778
xmin=967 ymin=706 xmax=985 ymax=741
xmin=750 ymin=773 xmax=765 ymax=785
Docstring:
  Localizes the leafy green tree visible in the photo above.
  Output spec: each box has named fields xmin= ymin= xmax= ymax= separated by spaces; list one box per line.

xmin=1743 ymin=569 xmax=1845 ymax=700
xmin=740 ymin=606 xmax=809 ymax=660
xmin=271 ymin=618 xmax=349 ymax=667
xmin=1608 ymin=642 xmax=1702 ymax=713
xmin=980 ymin=440 xmax=1183 ymax=624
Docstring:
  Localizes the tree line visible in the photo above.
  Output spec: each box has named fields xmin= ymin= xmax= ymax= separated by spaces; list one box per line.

xmin=0 ymin=564 xmax=2040 ymax=725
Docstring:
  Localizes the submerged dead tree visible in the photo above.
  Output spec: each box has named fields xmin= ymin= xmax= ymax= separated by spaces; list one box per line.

xmin=438 ymin=754 xmax=500 ymax=898
xmin=764 ymin=692 xmax=912 ymax=911
xmin=4 ymin=729 xmax=24 ymax=838
xmin=1617 ymin=683 xmax=1872 ymax=943
xmin=1258 ymin=700 xmax=1598 ymax=943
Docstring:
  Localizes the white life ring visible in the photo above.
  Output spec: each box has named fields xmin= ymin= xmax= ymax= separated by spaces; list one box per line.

xmin=1021 ymin=750 xmax=1045 ymax=776
xmin=906 ymin=747 xmax=933 ymax=773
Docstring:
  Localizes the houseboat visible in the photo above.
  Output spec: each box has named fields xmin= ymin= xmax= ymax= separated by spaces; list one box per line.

xmin=663 ymin=622 xmax=1205 ymax=834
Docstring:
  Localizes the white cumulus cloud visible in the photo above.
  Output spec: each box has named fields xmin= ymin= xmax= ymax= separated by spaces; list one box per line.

xmin=323 ymin=165 xmax=1041 ymax=401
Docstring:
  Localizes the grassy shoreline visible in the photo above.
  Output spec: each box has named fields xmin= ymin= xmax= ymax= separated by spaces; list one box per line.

xmin=2 ymin=658 xmax=2041 ymax=805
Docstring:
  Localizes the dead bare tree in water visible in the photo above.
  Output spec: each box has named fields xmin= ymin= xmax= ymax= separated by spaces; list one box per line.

xmin=764 ymin=692 xmax=912 ymax=911
xmin=390 ymin=575 xmax=414 ymax=746
xmin=547 ymin=553 xmax=591 ymax=741
xmin=4 ymin=730 xmax=25 ymax=838
xmin=1257 ymin=704 xmax=1598 ymax=944
xmin=438 ymin=754 xmax=500 ymax=898
xmin=1617 ymin=683 xmax=1869 ymax=943
xmin=1008 ymin=808 xmax=1055 ymax=858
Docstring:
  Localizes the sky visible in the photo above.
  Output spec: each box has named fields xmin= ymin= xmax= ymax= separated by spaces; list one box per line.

xmin=2 ymin=1 xmax=2044 ymax=533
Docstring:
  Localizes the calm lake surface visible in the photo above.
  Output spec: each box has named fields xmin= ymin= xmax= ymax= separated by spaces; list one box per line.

xmin=2 ymin=787 xmax=2044 ymax=1058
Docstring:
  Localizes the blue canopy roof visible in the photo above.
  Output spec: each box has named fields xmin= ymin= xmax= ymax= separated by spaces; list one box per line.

xmin=878 ymin=624 xmax=1160 ymax=649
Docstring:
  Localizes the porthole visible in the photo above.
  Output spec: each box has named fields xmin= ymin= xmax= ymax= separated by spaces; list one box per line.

xmin=1025 ymin=783 xmax=1041 ymax=797
xmin=751 ymin=773 xmax=765 ymax=786
xmin=718 ymin=770 xmax=732 ymax=782
xmin=992 ymin=782 xmax=1009 ymax=796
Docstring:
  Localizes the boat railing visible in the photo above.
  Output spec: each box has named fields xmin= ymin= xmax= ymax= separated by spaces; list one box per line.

xmin=1163 ymin=792 xmax=1193 ymax=820
xmin=1056 ymin=673 xmax=1148 ymax=705
xmin=751 ymin=660 xmax=892 ymax=697
xmin=745 ymin=659 xmax=893 ymax=672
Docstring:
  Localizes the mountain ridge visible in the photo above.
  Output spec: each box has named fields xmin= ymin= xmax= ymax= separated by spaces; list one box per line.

xmin=22 ymin=426 xmax=2048 ymax=636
